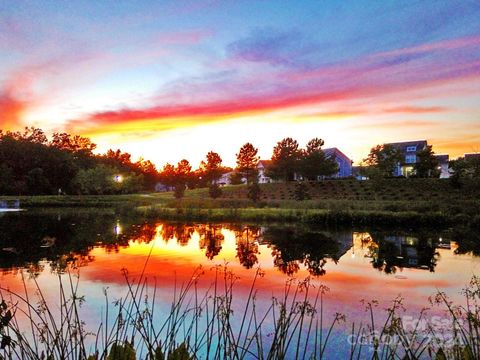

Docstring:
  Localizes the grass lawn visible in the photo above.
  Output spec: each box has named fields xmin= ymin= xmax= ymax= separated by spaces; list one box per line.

xmin=2 ymin=178 xmax=478 ymax=227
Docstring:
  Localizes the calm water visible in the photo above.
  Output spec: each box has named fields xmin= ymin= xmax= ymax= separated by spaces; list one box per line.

xmin=0 ymin=209 xmax=479 ymax=358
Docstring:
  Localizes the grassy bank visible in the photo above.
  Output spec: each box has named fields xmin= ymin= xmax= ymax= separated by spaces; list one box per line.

xmin=2 ymin=178 xmax=479 ymax=227
xmin=137 ymin=205 xmax=453 ymax=227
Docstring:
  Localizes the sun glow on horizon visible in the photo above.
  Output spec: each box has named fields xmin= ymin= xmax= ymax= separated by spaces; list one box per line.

xmin=1 ymin=1 xmax=478 ymax=164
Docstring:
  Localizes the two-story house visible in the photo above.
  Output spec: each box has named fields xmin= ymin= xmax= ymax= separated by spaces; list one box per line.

xmin=385 ymin=140 xmax=428 ymax=177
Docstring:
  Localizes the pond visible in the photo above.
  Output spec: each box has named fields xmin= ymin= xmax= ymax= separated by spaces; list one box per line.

xmin=0 ymin=209 xmax=479 ymax=359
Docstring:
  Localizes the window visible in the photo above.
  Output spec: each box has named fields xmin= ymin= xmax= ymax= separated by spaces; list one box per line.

xmin=405 ymin=154 xmax=416 ymax=163
xmin=406 ymin=146 xmax=417 ymax=152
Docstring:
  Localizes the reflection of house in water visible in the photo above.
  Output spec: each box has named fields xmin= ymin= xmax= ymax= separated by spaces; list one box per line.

xmin=355 ymin=232 xmax=439 ymax=273
xmin=261 ymin=227 xmax=354 ymax=276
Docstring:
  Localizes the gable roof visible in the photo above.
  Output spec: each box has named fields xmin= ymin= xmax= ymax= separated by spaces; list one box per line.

xmin=323 ymin=147 xmax=352 ymax=162
xmin=258 ymin=160 xmax=272 ymax=167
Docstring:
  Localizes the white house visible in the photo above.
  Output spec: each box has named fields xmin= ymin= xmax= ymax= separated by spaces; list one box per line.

xmin=257 ymin=160 xmax=273 ymax=183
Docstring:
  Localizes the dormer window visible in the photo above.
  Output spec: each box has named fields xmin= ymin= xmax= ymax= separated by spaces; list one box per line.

xmin=406 ymin=146 xmax=417 ymax=152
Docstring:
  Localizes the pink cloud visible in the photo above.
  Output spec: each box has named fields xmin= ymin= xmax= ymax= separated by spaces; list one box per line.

xmin=373 ymin=35 xmax=480 ymax=58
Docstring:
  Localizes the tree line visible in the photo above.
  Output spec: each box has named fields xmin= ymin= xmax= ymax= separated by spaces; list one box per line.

xmin=157 ymin=137 xmax=339 ymax=200
xmin=0 ymin=129 xmax=339 ymax=198
xmin=0 ymin=128 xmax=158 ymax=195
xmin=1 ymin=127 xmax=477 ymax=197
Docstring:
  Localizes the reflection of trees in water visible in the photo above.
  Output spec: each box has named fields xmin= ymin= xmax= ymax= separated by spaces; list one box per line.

xmin=3 ymin=212 xmax=476 ymax=276
xmin=159 ymin=223 xmax=195 ymax=246
xmin=232 ymin=225 xmax=261 ymax=269
xmin=197 ymin=224 xmax=225 ymax=260
xmin=263 ymin=227 xmax=342 ymax=277
xmin=0 ymin=212 xmax=148 ymax=274
xmin=49 ymin=253 xmax=95 ymax=274
xmin=452 ymin=227 xmax=480 ymax=256
xmin=367 ymin=231 xmax=439 ymax=274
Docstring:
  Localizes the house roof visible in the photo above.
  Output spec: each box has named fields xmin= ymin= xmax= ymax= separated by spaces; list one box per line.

xmin=323 ymin=147 xmax=352 ymax=162
xmin=465 ymin=153 xmax=480 ymax=160
xmin=258 ymin=160 xmax=272 ymax=167
xmin=385 ymin=140 xmax=428 ymax=151
xmin=434 ymin=154 xmax=449 ymax=163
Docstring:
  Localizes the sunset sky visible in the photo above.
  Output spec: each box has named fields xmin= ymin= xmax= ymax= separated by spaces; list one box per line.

xmin=1 ymin=0 xmax=479 ymax=166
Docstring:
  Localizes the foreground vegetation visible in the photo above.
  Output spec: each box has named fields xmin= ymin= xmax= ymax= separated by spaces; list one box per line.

xmin=0 ymin=266 xmax=479 ymax=359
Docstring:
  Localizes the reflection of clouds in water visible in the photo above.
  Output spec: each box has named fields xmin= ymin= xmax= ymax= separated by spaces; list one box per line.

xmin=0 ymin=211 xmax=477 ymax=280
xmin=1 ymin=212 xmax=479 ymax=352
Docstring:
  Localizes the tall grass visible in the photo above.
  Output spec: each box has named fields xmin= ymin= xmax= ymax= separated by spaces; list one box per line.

xmin=1 ymin=268 xmax=479 ymax=359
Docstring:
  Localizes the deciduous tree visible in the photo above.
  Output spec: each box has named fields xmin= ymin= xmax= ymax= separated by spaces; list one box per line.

xmin=413 ymin=145 xmax=440 ymax=178
xmin=173 ymin=159 xmax=192 ymax=198
xmin=363 ymin=144 xmax=403 ymax=178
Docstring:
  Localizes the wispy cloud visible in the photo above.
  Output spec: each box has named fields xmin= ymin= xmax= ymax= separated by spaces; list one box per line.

xmin=67 ymin=33 xmax=479 ymax=136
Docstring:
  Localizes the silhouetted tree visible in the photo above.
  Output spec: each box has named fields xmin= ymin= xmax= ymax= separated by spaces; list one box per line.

xmin=200 ymin=151 xmax=224 ymax=198
xmin=50 ymin=132 xmax=96 ymax=153
xmin=363 ymin=144 xmax=403 ymax=178
xmin=0 ymin=127 xmax=158 ymax=195
xmin=173 ymin=159 xmax=192 ymax=198
xmin=413 ymin=145 xmax=440 ymax=178
xmin=268 ymin=137 xmax=301 ymax=181
xmin=159 ymin=163 xmax=176 ymax=189
xmin=298 ymin=138 xmax=338 ymax=180
xmin=449 ymin=155 xmax=480 ymax=181
xmin=135 ymin=158 xmax=159 ymax=189
xmin=236 ymin=143 xmax=259 ymax=184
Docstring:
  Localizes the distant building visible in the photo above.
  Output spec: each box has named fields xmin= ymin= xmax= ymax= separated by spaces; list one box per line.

xmin=464 ymin=153 xmax=480 ymax=161
xmin=385 ymin=140 xmax=428 ymax=177
xmin=217 ymin=171 xmax=234 ymax=186
xmin=258 ymin=147 xmax=353 ymax=183
xmin=352 ymin=166 xmax=367 ymax=181
xmin=154 ymin=183 xmax=172 ymax=192
xmin=434 ymin=154 xmax=450 ymax=178
xmin=257 ymin=160 xmax=273 ymax=183
xmin=323 ymin=148 xmax=353 ymax=178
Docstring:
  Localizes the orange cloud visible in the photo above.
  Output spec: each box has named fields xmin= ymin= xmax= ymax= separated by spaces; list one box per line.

xmin=0 ymin=89 xmax=28 ymax=129
xmin=67 ymin=89 xmax=359 ymax=135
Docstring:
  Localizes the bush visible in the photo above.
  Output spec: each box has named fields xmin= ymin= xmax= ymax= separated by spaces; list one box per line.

xmin=174 ymin=184 xmax=186 ymax=199
xmin=208 ymin=183 xmax=222 ymax=199
xmin=294 ymin=181 xmax=310 ymax=201
xmin=247 ymin=183 xmax=261 ymax=202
